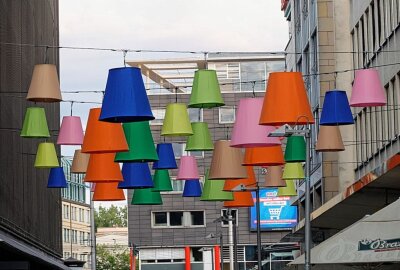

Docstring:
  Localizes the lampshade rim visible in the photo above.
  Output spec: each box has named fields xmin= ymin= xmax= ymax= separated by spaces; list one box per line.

xmin=27 ymin=97 xmax=62 ymax=102
xmin=152 ymin=165 xmax=178 ymax=170
xmin=81 ymin=148 xmax=129 ymax=154
xmin=319 ymin=122 xmax=354 ymax=126
xmin=85 ymin=179 xmax=124 ymax=183
xmin=350 ymin=102 xmax=386 ymax=107
xmin=21 ymin=134 xmax=50 ymax=138
xmin=118 ymin=185 xmax=154 ymax=189
xmin=188 ymin=102 xmax=225 ymax=109
xmin=99 ymin=115 xmax=155 ymax=123
xmin=242 ymin=162 xmax=285 ymax=166
xmin=115 ymin=158 xmax=159 ymax=163
xmin=161 ymin=132 xmax=194 ymax=136
xmin=231 ymin=142 xmax=282 ymax=148
xmin=185 ymin=147 xmax=214 ymax=151
xmin=259 ymin=120 xmax=315 ymax=126
xmin=316 ymin=148 xmax=345 ymax=152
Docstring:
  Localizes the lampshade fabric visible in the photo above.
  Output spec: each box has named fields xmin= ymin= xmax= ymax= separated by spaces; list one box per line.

xmin=26 ymin=64 xmax=62 ymax=102
xmin=20 ymin=107 xmax=50 ymax=138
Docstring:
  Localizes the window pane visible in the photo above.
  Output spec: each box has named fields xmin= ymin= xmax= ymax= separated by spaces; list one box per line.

xmin=171 ymin=180 xmax=184 ymax=192
xmin=153 ymin=212 xmax=167 ymax=226
xmin=170 ymin=212 xmax=183 ymax=226
xmin=172 ymin=143 xmax=184 ymax=158
xmin=151 ymin=109 xmax=166 ymax=125
xmin=191 ymin=247 xmax=203 ymax=262
xmin=219 ymin=107 xmax=235 ymax=123
xmin=188 ymin=108 xmax=202 ymax=122
xmin=190 ymin=211 xmax=204 ymax=226
xmin=188 ymin=151 xmax=203 ymax=158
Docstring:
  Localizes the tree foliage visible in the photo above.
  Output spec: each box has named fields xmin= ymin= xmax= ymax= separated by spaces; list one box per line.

xmin=96 ymin=245 xmax=130 ymax=270
xmin=94 ymin=205 xmax=127 ymax=230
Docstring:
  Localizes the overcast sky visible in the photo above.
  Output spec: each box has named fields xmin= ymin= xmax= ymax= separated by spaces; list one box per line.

xmin=58 ymin=0 xmax=288 ymax=206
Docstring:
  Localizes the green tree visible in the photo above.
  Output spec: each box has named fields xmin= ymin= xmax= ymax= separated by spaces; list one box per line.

xmin=94 ymin=205 xmax=127 ymax=230
xmin=96 ymin=245 xmax=130 ymax=270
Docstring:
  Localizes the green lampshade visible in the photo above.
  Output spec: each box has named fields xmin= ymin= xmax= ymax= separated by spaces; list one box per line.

xmin=21 ymin=107 xmax=50 ymax=138
xmin=185 ymin=122 xmax=214 ymax=151
xmin=200 ymin=171 xmax=233 ymax=201
xmin=152 ymin=170 xmax=173 ymax=192
xmin=115 ymin=121 xmax=158 ymax=162
xmin=189 ymin=69 xmax=224 ymax=108
xmin=35 ymin=142 xmax=59 ymax=168
xmin=161 ymin=103 xmax=193 ymax=136
xmin=277 ymin=180 xmax=297 ymax=197
xmin=284 ymin=135 xmax=306 ymax=162
xmin=131 ymin=188 xmax=163 ymax=205
xmin=282 ymin=162 xmax=305 ymax=180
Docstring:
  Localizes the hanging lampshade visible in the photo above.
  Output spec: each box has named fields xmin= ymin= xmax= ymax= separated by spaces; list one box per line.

xmin=152 ymin=143 xmax=177 ymax=170
xmin=223 ymin=166 xmax=257 ymax=191
xmin=259 ymin=72 xmax=314 ymax=126
xmin=188 ymin=69 xmax=224 ymax=108
xmin=20 ymin=107 xmax=50 ymax=138
xmin=176 ymin=156 xmax=200 ymax=180
xmin=99 ymin=67 xmax=154 ymax=122
xmin=277 ymin=180 xmax=297 ymax=197
xmin=118 ymin=163 xmax=153 ymax=189
xmin=26 ymin=64 xmax=62 ymax=102
xmin=209 ymin=140 xmax=247 ymax=179
xmin=316 ymin=126 xmax=345 ymax=152
xmin=182 ymin=179 xmax=202 ymax=197
xmin=185 ymin=122 xmax=214 ymax=151
xmin=350 ymin=69 xmax=386 ymax=107
xmin=284 ymin=136 xmax=306 ymax=162
xmin=320 ymin=90 xmax=354 ymax=125
xmin=35 ymin=142 xmax=59 ymax=168
xmin=47 ymin=167 xmax=67 ymax=188
xmin=115 ymin=121 xmax=158 ymax=162
xmin=282 ymin=163 xmax=305 ymax=180
xmin=132 ymin=188 xmax=163 ymax=205
xmin=84 ymin=153 xmax=123 ymax=183
xmin=264 ymin=166 xmax=286 ymax=187
xmin=243 ymin=145 xmax=285 ymax=166
xmin=153 ymin=170 xmax=173 ymax=192
xmin=93 ymin=182 xmax=126 ymax=201
xmin=71 ymin=149 xmax=90 ymax=174
xmin=223 ymin=192 xmax=254 ymax=208
xmin=161 ymin=103 xmax=193 ymax=136
xmin=201 ymin=171 xmax=233 ymax=201
xmin=81 ymin=108 xmax=128 ymax=153
xmin=57 ymin=116 xmax=84 ymax=145
xmin=231 ymin=98 xmax=281 ymax=148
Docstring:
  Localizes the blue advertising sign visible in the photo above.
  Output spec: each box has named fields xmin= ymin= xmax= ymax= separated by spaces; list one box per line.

xmin=249 ymin=188 xmax=298 ymax=231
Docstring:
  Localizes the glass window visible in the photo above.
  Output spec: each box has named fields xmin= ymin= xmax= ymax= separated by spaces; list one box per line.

xmin=219 ymin=106 xmax=235 ymax=124
xmin=221 ymin=209 xmax=238 ymax=227
xmin=171 ymin=179 xmax=184 ymax=192
xmin=188 ymin=108 xmax=203 ymax=122
xmin=153 ymin=212 xmax=168 ymax=226
xmin=169 ymin=212 xmax=184 ymax=226
xmin=191 ymin=247 xmax=203 ymax=262
xmin=190 ymin=211 xmax=205 ymax=226
xmin=151 ymin=108 xmax=166 ymax=125
xmin=172 ymin=143 xmax=184 ymax=159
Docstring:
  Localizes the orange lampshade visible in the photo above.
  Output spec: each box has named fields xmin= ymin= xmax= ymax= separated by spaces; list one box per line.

xmin=223 ymin=166 xmax=257 ymax=191
xmin=259 ymin=72 xmax=314 ymax=126
xmin=85 ymin=153 xmax=123 ymax=183
xmin=81 ymin=108 xmax=128 ymax=153
xmin=223 ymin=192 xmax=254 ymax=208
xmin=93 ymin=182 xmax=126 ymax=201
xmin=243 ymin=145 xmax=285 ymax=166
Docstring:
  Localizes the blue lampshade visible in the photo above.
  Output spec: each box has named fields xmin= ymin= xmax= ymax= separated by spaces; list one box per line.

xmin=47 ymin=167 xmax=67 ymax=188
xmin=182 ymin=179 xmax=202 ymax=197
xmin=100 ymin=67 xmax=154 ymax=123
xmin=320 ymin=90 xmax=354 ymax=125
xmin=152 ymin=143 xmax=177 ymax=169
xmin=118 ymin=163 xmax=153 ymax=189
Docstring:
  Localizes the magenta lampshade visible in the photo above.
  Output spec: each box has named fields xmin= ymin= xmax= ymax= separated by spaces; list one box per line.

xmin=350 ymin=69 xmax=386 ymax=107
xmin=231 ymin=98 xmax=281 ymax=148
xmin=57 ymin=116 xmax=84 ymax=145
xmin=176 ymin=156 xmax=200 ymax=180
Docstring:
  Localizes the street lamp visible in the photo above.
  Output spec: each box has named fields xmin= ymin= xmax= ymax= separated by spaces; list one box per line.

xmin=205 ymin=232 xmax=224 ymax=270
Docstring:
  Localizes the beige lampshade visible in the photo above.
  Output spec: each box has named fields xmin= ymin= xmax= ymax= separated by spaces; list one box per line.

xmin=26 ymin=64 xmax=62 ymax=102
xmin=315 ymin=126 xmax=345 ymax=152
xmin=209 ymin=140 xmax=248 ymax=179
xmin=264 ymin=166 xmax=286 ymax=187
xmin=71 ymin=149 xmax=90 ymax=173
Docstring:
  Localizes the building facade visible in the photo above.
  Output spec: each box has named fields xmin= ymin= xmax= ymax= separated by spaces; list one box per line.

xmin=0 ymin=1 xmax=67 ymax=269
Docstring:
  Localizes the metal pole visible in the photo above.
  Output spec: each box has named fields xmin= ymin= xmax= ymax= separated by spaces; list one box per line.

xmin=232 ymin=216 xmax=238 ymax=270
xmin=90 ymin=190 xmax=96 ymax=270
xmin=305 ymin=130 xmax=311 ymax=270
xmin=220 ymin=234 xmax=224 ymax=270
xmin=227 ymin=212 xmax=234 ymax=270
xmin=256 ymin=185 xmax=262 ymax=269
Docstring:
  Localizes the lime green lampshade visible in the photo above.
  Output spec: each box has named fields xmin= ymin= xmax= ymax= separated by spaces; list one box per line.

xmin=282 ymin=162 xmax=305 ymax=180
xmin=277 ymin=180 xmax=297 ymax=197
xmin=185 ymin=122 xmax=214 ymax=151
xmin=189 ymin=69 xmax=224 ymax=108
xmin=284 ymin=135 xmax=306 ymax=162
xmin=131 ymin=188 xmax=163 ymax=205
xmin=115 ymin=121 xmax=158 ymax=162
xmin=161 ymin=103 xmax=193 ymax=136
xmin=152 ymin=170 xmax=173 ymax=192
xmin=200 ymin=172 xmax=233 ymax=202
xmin=35 ymin=142 xmax=59 ymax=168
xmin=21 ymin=107 xmax=50 ymax=138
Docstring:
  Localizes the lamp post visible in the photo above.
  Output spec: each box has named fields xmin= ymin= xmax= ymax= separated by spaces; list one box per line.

xmin=205 ymin=233 xmax=224 ymax=270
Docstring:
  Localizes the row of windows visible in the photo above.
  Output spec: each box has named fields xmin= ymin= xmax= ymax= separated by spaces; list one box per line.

xmin=63 ymin=204 xmax=90 ymax=223
xmin=61 ymin=182 xmax=86 ymax=203
xmin=63 ymin=252 xmax=91 ymax=263
xmin=63 ymin=228 xmax=91 ymax=245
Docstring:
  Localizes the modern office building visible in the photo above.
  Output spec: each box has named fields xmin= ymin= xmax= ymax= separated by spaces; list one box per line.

xmin=127 ymin=54 xmax=300 ymax=270
xmin=0 ymin=1 xmax=68 ymax=269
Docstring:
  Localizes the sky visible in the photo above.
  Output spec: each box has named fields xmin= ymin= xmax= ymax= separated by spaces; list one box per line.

xmin=58 ymin=0 xmax=289 ymax=207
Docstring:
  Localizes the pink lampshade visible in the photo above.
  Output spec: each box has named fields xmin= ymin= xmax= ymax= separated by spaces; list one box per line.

xmin=231 ymin=98 xmax=281 ymax=147
xmin=57 ymin=116 xmax=84 ymax=145
xmin=176 ymin=156 xmax=200 ymax=180
xmin=350 ymin=69 xmax=386 ymax=107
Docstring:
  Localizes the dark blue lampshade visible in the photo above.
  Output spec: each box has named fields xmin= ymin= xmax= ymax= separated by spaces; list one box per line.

xmin=47 ymin=167 xmax=67 ymax=188
xmin=320 ymin=90 xmax=354 ymax=125
xmin=118 ymin=162 xmax=154 ymax=189
xmin=100 ymin=67 xmax=154 ymax=123
xmin=152 ymin=143 xmax=177 ymax=169
xmin=182 ymin=179 xmax=202 ymax=197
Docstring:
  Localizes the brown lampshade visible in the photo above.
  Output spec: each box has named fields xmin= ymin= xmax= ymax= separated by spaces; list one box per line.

xmin=315 ymin=126 xmax=345 ymax=152
xmin=243 ymin=145 xmax=285 ymax=166
xmin=208 ymin=140 xmax=248 ymax=179
xmin=223 ymin=166 xmax=257 ymax=191
xmin=264 ymin=166 xmax=286 ymax=187
xmin=71 ymin=149 xmax=90 ymax=174
xmin=26 ymin=64 xmax=62 ymax=102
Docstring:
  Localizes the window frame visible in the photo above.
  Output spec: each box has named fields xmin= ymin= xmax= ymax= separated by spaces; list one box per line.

xmin=219 ymin=106 xmax=236 ymax=124
xmin=151 ymin=210 xmax=206 ymax=228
